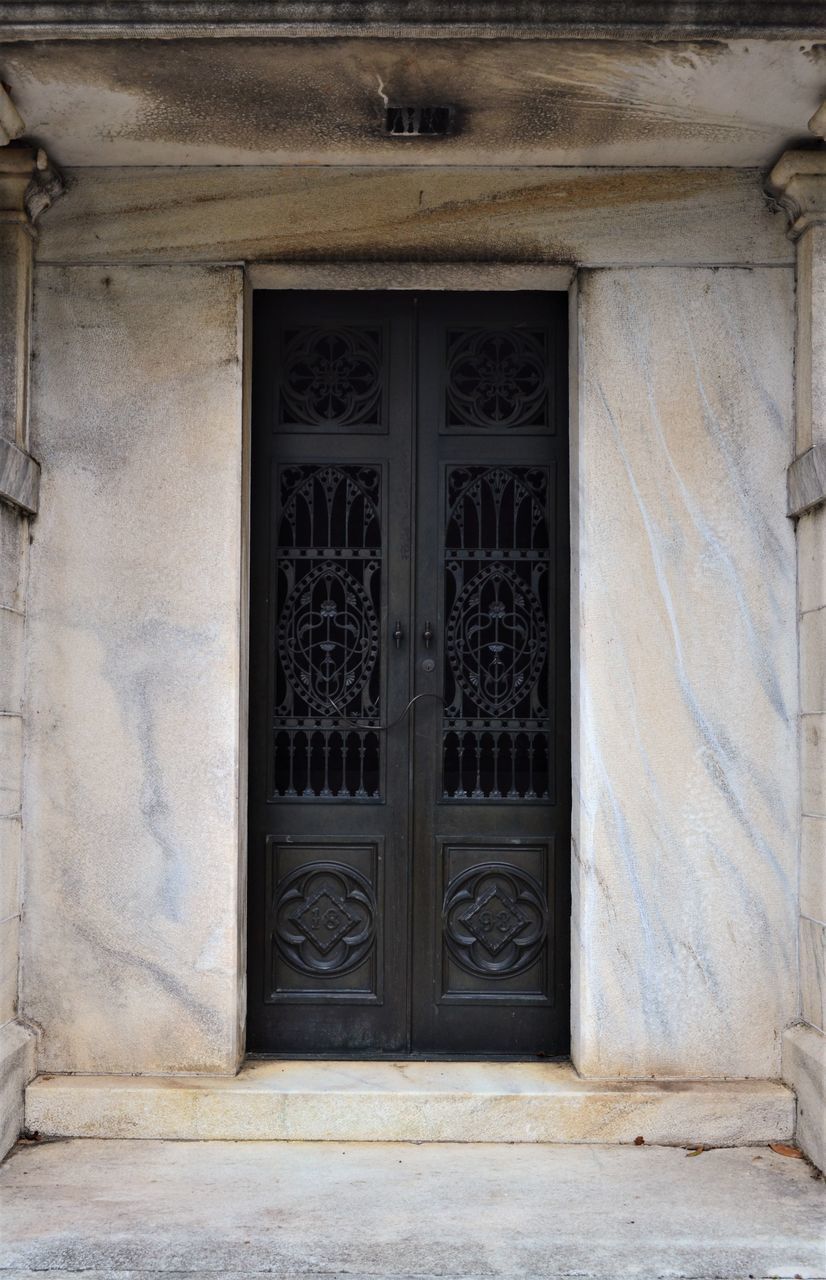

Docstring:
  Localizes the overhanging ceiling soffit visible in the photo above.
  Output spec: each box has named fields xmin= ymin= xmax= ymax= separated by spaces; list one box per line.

xmin=2 ymin=3 xmax=824 ymax=169
xmin=0 ymin=29 xmax=823 ymax=167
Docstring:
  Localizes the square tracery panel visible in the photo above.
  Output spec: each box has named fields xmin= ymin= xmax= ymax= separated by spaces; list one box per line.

xmin=277 ymin=325 xmax=387 ymax=433
xmin=443 ymin=327 xmax=554 ymax=432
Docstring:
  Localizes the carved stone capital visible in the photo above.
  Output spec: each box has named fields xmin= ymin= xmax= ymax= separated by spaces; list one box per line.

xmin=0 ymin=146 xmax=64 ymax=230
xmin=767 ymin=150 xmax=826 ymax=240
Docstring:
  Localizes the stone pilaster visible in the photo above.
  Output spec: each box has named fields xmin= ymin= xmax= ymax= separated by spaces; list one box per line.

xmin=0 ymin=146 xmax=62 ymax=507
xmin=768 ymin=110 xmax=826 ymax=1173
xmin=769 ymin=112 xmax=826 ymax=474
xmin=0 ymin=137 xmax=62 ymax=1161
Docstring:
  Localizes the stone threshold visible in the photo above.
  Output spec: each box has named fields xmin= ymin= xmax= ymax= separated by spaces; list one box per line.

xmin=25 ymin=1060 xmax=794 ymax=1146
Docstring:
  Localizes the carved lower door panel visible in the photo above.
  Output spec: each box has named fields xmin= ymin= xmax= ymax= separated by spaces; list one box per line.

xmin=248 ymin=290 xmax=569 ymax=1057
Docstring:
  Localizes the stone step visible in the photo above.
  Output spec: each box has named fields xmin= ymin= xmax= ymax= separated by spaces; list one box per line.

xmin=25 ymin=1060 xmax=794 ymax=1145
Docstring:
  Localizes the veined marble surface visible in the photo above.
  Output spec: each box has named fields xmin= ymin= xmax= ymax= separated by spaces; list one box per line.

xmin=572 ymin=267 xmax=797 ymax=1078
xmin=23 ymin=265 xmax=244 ymax=1073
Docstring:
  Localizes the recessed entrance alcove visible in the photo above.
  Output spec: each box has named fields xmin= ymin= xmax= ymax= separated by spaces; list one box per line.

xmin=2 ymin=8 xmax=821 ymax=1165
xmin=20 ymin=251 xmax=799 ymax=1142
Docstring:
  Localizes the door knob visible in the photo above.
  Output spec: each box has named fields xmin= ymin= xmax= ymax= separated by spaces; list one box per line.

xmin=422 ymin=620 xmax=434 ymax=649
xmin=393 ymin=620 xmax=404 ymax=649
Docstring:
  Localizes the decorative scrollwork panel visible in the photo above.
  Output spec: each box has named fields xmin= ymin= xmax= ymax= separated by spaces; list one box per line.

xmin=443 ymin=466 xmax=552 ymax=802
xmin=273 ymin=464 xmax=382 ymax=800
xmin=444 ymin=328 xmax=552 ymax=431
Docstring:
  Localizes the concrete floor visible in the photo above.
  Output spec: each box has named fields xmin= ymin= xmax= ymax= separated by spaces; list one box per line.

xmin=0 ymin=1139 xmax=823 ymax=1280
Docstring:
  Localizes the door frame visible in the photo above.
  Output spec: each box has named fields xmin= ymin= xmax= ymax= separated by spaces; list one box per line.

xmin=241 ymin=261 xmax=577 ymax=1059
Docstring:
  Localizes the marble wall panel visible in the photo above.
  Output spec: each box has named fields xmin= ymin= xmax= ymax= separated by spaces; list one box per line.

xmin=0 ymin=607 xmax=23 ymax=714
xmin=0 ymin=504 xmax=25 ymax=612
xmin=797 ymin=502 xmax=826 ymax=615
xmin=800 ymin=607 xmax=826 ymax=715
xmin=802 ymin=715 xmax=826 ymax=818
xmin=23 ymin=264 xmax=245 ymax=1074
xmin=0 ymin=816 xmax=21 ymax=926
xmin=801 ymin=816 xmax=826 ymax=928
xmin=0 ymin=714 xmax=21 ymax=821
xmin=795 ymin=226 xmax=826 ymax=456
xmin=801 ymin=917 xmax=826 ymax=1034
xmin=0 ymin=915 xmax=18 ymax=1025
xmin=572 ymin=267 xmax=797 ymax=1078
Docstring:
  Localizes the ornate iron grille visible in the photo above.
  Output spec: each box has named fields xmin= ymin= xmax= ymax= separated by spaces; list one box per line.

xmin=273 ymin=464 xmax=382 ymax=800
xmin=444 ymin=328 xmax=551 ymax=431
xmin=443 ymin=465 xmax=551 ymax=801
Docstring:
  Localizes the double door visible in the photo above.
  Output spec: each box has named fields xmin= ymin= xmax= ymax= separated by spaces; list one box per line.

xmin=248 ymin=291 xmax=569 ymax=1056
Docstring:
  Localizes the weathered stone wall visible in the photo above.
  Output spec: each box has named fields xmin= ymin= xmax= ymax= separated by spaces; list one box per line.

xmin=572 ymin=267 xmax=797 ymax=1077
xmin=23 ymin=263 xmax=245 ymax=1074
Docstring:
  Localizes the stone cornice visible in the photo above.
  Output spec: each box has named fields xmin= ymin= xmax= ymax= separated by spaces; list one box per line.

xmin=0 ymin=147 xmax=64 ymax=229
xmin=767 ymin=150 xmax=826 ymax=240
xmin=0 ymin=0 xmax=825 ymax=38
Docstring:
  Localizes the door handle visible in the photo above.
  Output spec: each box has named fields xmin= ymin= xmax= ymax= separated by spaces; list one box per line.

xmin=422 ymin=620 xmax=434 ymax=649
xmin=393 ymin=620 xmax=404 ymax=649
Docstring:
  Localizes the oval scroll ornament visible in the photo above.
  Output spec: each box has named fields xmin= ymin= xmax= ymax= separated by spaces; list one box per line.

xmin=446 ymin=563 xmax=547 ymax=717
xmin=277 ymin=561 xmax=379 ymax=717
xmin=274 ymin=862 xmax=377 ymax=977
xmin=443 ymin=863 xmax=549 ymax=978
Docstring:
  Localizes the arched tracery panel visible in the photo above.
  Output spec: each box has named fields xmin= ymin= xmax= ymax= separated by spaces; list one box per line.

xmin=273 ymin=464 xmax=382 ymax=800
xmin=443 ymin=465 xmax=552 ymax=801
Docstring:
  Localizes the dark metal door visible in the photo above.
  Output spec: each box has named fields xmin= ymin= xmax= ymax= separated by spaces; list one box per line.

xmin=248 ymin=291 xmax=569 ymax=1057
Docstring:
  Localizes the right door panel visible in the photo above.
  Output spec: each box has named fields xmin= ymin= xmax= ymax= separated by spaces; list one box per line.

xmin=411 ymin=292 xmax=570 ymax=1055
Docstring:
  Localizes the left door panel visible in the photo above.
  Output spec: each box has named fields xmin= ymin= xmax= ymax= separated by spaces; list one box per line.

xmin=247 ymin=293 xmax=413 ymax=1055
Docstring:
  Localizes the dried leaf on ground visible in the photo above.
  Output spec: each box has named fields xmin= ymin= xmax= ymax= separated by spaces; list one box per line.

xmin=769 ymin=1142 xmax=803 ymax=1159
xmin=685 ymin=1146 xmax=706 ymax=1156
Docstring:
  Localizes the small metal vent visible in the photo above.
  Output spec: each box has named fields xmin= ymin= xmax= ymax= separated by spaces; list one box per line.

xmin=385 ymin=106 xmax=454 ymax=137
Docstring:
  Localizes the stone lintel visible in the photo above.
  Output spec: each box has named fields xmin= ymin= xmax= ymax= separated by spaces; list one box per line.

xmin=767 ymin=150 xmax=826 ymax=240
xmin=788 ymin=443 xmax=826 ymax=518
xmin=0 ymin=435 xmax=40 ymax=515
